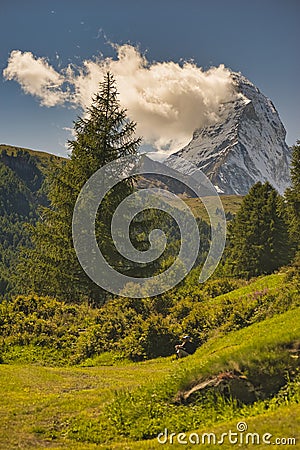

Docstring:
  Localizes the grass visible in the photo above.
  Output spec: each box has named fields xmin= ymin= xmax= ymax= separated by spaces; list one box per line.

xmin=1 ymin=364 xmax=297 ymax=449
xmin=0 ymin=272 xmax=299 ymax=448
xmin=122 ymin=405 xmax=300 ymax=449
xmin=212 ymin=272 xmax=285 ymax=300
xmin=1 ymin=307 xmax=299 ymax=448
xmin=175 ymin=306 xmax=300 ymax=389
xmin=95 ymin=307 xmax=300 ymax=445
xmin=161 ymin=194 xmax=243 ymax=222
xmin=183 ymin=195 xmax=244 ymax=221
xmin=0 ymin=358 xmax=171 ymax=449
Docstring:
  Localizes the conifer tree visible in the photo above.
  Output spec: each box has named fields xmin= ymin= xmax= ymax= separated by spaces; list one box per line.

xmin=225 ymin=182 xmax=290 ymax=278
xmin=17 ymin=73 xmax=141 ymax=304
xmin=285 ymin=141 xmax=300 ymax=261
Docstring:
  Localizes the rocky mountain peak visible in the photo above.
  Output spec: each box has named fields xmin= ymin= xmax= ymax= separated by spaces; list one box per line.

xmin=166 ymin=71 xmax=291 ymax=195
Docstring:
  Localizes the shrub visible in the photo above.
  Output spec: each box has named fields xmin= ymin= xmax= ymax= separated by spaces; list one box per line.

xmin=118 ymin=314 xmax=180 ymax=361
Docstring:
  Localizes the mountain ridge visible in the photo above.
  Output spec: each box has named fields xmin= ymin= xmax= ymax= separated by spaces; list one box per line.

xmin=166 ymin=72 xmax=292 ymax=195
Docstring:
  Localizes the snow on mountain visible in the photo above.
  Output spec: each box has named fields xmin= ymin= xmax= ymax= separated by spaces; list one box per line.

xmin=166 ymin=72 xmax=291 ymax=195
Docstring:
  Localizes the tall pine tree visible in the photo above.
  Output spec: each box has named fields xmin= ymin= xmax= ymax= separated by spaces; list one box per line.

xmin=225 ymin=182 xmax=290 ymax=279
xmin=285 ymin=141 xmax=300 ymax=266
xmin=17 ymin=72 xmax=141 ymax=304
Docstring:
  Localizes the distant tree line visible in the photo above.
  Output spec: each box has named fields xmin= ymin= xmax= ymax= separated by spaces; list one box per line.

xmin=223 ymin=142 xmax=300 ymax=279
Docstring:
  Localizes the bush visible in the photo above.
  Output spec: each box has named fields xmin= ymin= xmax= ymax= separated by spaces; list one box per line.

xmin=118 ymin=314 xmax=180 ymax=361
xmin=0 ymin=272 xmax=298 ymax=365
xmin=201 ymin=278 xmax=244 ymax=298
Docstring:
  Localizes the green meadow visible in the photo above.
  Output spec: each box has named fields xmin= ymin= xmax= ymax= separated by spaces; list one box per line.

xmin=0 ymin=271 xmax=299 ymax=449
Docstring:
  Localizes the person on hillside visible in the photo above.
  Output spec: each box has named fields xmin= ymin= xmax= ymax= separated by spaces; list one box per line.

xmin=175 ymin=335 xmax=196 ymax=358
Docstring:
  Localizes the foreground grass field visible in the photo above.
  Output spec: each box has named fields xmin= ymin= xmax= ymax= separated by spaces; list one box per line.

xmin=1 ymin=362 xmax=299 ymax=449
xmin=1 ymin=306 xmax=299 ymax=449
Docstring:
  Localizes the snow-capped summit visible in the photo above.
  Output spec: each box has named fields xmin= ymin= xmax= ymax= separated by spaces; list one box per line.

xmin=166 ymin=72 xmax=291 ymax=195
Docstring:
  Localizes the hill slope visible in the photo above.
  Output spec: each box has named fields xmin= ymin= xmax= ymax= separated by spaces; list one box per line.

xmin=0 ymin=280 xmax=299 ymax=448
xmin=0 ymin=144 xmax=64 ymax=296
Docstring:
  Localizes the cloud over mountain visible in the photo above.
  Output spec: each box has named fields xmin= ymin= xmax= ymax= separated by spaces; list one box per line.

xmin=3 ymin=45 xmax=238 ymax=153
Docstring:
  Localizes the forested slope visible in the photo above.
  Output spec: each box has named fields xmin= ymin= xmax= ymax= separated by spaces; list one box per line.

xmin=0 ymin=145 xmax=62 ymax=296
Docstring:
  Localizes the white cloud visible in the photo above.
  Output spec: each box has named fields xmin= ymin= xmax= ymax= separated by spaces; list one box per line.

xmin=3 ymin=45 xmax=238 ymax=153
xmin=3 ymin=50 xmax=66 ymax=107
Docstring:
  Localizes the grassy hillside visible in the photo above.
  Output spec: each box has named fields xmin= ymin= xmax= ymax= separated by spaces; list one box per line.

xmin=0 ymin=297 xmax=299 ymax=448
xmin=96 ymin=307 xmax=300 ymax=443
xmin=184 ymin=195 xmax=244 ymax=221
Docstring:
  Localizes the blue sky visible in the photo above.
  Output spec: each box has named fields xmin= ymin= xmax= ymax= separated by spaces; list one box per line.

xmin=0 ymin=0 xmax=299 ymax=156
